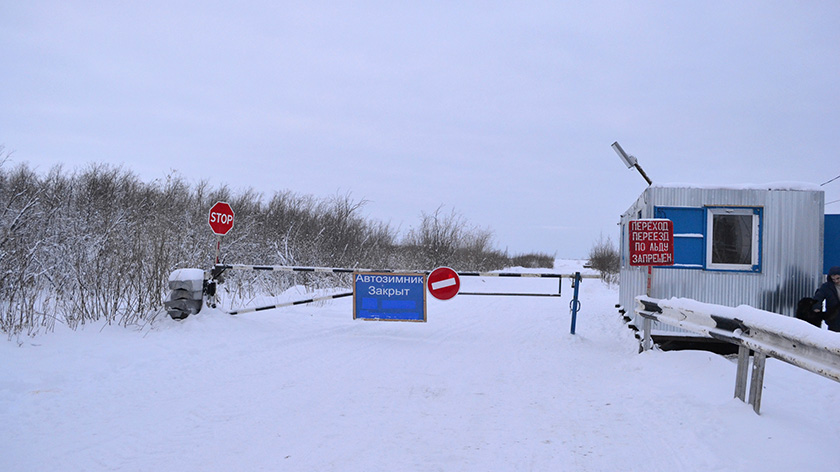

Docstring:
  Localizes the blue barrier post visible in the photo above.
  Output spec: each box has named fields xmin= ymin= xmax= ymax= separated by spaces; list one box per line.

xmin=570 ymin=272 xmax=582 ymax=334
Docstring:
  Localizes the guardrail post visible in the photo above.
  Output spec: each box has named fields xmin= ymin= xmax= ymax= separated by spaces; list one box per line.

xmin=570 ymin=272 xmax=582 ymax=334
xmin=642 ymin=317 xmax=652 ymax=351
xmin=749 ymin=351 xmax=767 ymax=414
xmin=734 ymin=345 xmax=750 ymax=401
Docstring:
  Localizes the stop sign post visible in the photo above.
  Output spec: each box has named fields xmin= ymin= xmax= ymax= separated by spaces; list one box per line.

xmin=209 ymin=201 xmax=235 ymax=264
xmin=427 ymin=267 xmax=460 ymax=300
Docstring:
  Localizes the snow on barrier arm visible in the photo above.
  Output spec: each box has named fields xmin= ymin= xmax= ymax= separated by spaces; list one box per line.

xmin=213 ymin=263 xmax=601 ymax=279
xmin=635 ymin=296 xmax=840 ymax=414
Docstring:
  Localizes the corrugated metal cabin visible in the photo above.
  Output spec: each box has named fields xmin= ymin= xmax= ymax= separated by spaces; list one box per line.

xmin=618 ymin=183 xmax=825 ymax=336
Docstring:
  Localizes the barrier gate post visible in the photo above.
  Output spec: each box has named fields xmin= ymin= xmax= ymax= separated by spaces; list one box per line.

xmin=570 ymin=272 xmax=582 ymax=334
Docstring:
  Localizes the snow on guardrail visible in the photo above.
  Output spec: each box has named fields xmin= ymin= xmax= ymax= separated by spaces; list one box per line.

xmin=635 ymin=296 xmax=840 ymax=414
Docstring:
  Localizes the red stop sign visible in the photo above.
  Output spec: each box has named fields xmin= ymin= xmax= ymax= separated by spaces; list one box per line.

xmin=209 ymin=201 xmax=235 ymax=235
xmin=427 ymin=266 xmax=460 ymax=300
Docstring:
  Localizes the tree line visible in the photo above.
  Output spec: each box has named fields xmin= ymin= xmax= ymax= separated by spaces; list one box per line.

xmin=0 ymin=156 xmax=554 ymax=336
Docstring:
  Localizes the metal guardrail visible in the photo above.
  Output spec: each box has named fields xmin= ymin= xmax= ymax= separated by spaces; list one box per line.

xmin=635 ymin=296 xmax=840 ymax=414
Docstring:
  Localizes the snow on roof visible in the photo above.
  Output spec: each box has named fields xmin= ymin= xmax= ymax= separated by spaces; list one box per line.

xmin=651 ymin=181 xmax=822 ymax=191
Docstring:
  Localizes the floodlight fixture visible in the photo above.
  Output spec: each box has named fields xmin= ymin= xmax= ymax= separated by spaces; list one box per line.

xmin=611 ymin=141 xmax=652 ymax=186
xmin=611 ymin=141 xmax=637 ymax=168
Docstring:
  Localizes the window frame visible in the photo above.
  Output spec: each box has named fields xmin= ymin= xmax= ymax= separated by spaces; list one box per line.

xmin=705 ymin=207 xmax=762 ymax=272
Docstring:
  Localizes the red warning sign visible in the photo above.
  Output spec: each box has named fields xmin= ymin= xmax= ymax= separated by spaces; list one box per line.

xmin=629 ymin=219 xmax=674 ymax=266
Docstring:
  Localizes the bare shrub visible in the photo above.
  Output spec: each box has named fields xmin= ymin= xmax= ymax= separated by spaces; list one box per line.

xmin=587 ymin=234 xmax=619 ymax=284
xmin=0 ymin=159 xmax=522 ymax=335
xmin=401 ymin=206 xmax=510 ymax=271
xmin=402 ymin=206 xmax=465 ymax=269
xmin=0 ymin=160 xmax=45 ymax=334
xmin=510 ymin=252 xmax=555 ymax=269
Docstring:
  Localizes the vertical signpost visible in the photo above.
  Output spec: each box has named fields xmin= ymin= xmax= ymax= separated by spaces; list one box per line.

xmin=628 ymin=219 xmax=674 ymax=296
xmin=630 ymin=219 xmax=673 ymax=349
xmin=208 ymin=201 xmax=235 ymax=308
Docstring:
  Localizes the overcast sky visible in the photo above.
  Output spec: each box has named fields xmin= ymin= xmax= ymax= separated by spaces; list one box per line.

xmin=2 ymin=1 xmax=838 ymax=258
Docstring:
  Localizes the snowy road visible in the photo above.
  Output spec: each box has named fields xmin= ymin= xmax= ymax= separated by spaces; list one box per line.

xmin=2 ymin=262 xmax=839 ymax=471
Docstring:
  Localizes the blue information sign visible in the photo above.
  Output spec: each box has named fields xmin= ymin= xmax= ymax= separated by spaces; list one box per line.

xmin=353 ymin=272 xmax=427 ymax=322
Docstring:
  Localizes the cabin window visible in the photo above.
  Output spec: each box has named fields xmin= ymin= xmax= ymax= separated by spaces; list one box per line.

xmin=706 ymin=207 xmax=761 ymax=271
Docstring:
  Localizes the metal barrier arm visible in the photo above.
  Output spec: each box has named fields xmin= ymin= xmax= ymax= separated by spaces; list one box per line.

xmin=215 ymin=264 xmax=360 ymax=274
xmin=214 ymin=263 xmax=600 ymax=279
xmin=635 ymin=296 xmax=840 ymax=414
xmin=213 ymin=263 xmax=597 ymax=298
xmin=227 ymin=292 xmax=353 ymax=316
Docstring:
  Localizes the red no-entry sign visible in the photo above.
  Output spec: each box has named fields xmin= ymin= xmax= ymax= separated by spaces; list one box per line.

xmin=209 ymin=201 xmax=235 ymax=236
xmin=427 ymin=266 xmax=460 ymax=300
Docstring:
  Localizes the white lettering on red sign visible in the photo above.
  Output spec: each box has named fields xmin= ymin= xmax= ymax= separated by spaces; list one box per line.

xmin=630 ymin=252 xmax=674 ymax=265
xmin=628 ymin=219 xmax=674 ymax=266
xmin=209 ymin=212 xmax=234 ymax=225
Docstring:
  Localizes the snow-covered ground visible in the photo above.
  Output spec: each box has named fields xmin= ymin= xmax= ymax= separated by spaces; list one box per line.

xmin=2 ymin=260 xmax=839 ymax=471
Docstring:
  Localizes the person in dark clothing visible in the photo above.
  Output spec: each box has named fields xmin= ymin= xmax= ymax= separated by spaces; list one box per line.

xmin=813 ymin=266 xmax=840 ymax=332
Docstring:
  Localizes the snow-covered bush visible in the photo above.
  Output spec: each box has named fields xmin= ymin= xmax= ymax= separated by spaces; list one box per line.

xmin=0 ymin=160 xmax=551 ymax=335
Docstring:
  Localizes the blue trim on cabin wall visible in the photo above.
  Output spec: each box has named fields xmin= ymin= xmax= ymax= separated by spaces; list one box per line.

xmin=826 ymin=214 xmax=840 ymax=273
xmin=654 ymin=206 xmax=705 ymax=268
